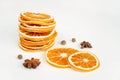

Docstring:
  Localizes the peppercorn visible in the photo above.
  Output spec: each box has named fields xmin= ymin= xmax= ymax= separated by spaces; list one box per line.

xmin=60 ymin=40 xmax=66 ymax=45
xmin=17 ymin=54 xmax=23 ymax=59
xmin=71 ymin=38 xmax=76 ymax=42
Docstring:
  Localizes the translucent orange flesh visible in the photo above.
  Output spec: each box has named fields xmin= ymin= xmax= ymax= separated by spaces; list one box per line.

xmin=71 ymin=53 xmax=97 ymax=68
xmin=47 ymin=48 xmax=79 ymax=65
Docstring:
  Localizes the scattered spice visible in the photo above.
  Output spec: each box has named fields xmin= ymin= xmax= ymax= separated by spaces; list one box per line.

xmin=23 ymin=58 xmax=41 ymax=69
xmin=80 ymin=41 xmax=92 ymax=49
xmin=17 ymin=54 xmax=23 ymax=59
xmin=60 ymin=40 xmax=66 ymax=45
xmin=71 ymin=38 xmax=76 ymax=42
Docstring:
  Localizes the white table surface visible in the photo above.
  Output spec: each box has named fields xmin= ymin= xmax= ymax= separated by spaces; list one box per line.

xmin=0 ymin=0 xmax=120 ymax=80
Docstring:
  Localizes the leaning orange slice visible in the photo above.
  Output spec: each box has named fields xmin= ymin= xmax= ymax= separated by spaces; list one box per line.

xmin=68 ymin=51 xmax=100 ymax=72
xmin=45 ymin=48 xmax=79 ymax=68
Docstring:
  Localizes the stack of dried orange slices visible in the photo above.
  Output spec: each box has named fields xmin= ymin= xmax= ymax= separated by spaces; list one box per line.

xmin=18 ymin=12 xmax=57 ymax=52
xmin=45 ymin=48 xmax=100 ymax=72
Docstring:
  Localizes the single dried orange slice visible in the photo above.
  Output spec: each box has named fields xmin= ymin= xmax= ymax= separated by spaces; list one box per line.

xmin=20 ymin=37 xmax=55 ymax=47
xmin=19 ymin=13 xmax=55 ymax=26
xmin=20 ymin=12 xmax=54 ymax=22
xmin=19 ymin=29 xmax=57 ymax=41
xmin=68 ymin=51 xmax=100 ymax=72
xmin=19 ymin=41 xmax=55 ymax=52
xmin=19 ymin=23 xmax=55 ymax=33
xmin=46 ymin=48 xmax=79 ymax=68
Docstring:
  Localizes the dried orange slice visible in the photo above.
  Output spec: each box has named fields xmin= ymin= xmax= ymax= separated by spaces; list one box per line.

xmin=19 ymin=16 xmax=55 ymax=26
xmin=21 ymin=40 xmax=54 ymax=49
xmin=19 ymin=23 xmax=55 ymax=33
xmin=19 ymin=19 xmax=55 ymax=26
xmin=20 ymin=12 xmax=54 ymax=22
xmin=68 ymin=51 xmax=100 ymax=72
xmin=19 ymin=29 xmax=57 ymax=41
xmin=46 ymin=48 xmax=79 ymax=68
xmin=19 ymin=41 xmax=55 ymax=52
xmin=20 ymin=37 xmax=55 ymax=47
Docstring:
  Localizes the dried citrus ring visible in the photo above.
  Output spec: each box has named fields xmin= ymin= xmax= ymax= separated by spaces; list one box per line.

xmin=19 ymin=23 xmax=55 ymax=33
xmin=20 ymin=12 xmax=54 ymax=22
xmin=19 ymin=16 xmax=56 ymax=26
xmin=20 ymin=37 xmax=55 ymax=47
xmin=68 ymin=51 xmax=100 ymax=72
xmin=19 ymin=29 xmax=57 ymax=41
xmin=45 ymin=48 xmax=79 ymax=68
xmin=19 ymin=41 xmax=55 ymax=52
xmin=21 ymin=40 xmax=54 ymax=49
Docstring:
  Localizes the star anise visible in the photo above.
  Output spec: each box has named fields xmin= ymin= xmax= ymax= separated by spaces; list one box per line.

xmin=23 ymin=58 xmax=41 ymax=69
xmin=80 ymin=41 xmax=92 ymax=49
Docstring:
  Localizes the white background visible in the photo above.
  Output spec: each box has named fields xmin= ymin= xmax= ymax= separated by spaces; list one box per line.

xmin=0 ymin=0 xmax=120 ymax=80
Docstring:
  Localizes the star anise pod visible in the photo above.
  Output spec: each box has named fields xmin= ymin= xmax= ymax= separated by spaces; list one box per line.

xmin=23 ymin=58 xmax=41 ymax=69
xmin=80 ymin=41 xmax=92 ymax=49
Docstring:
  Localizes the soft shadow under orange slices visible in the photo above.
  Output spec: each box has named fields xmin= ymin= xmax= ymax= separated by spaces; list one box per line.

xmin=45 ymin=48 xmax=79 ymax=68
xmin=68 ymin=51 xmax=100 ymax=72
